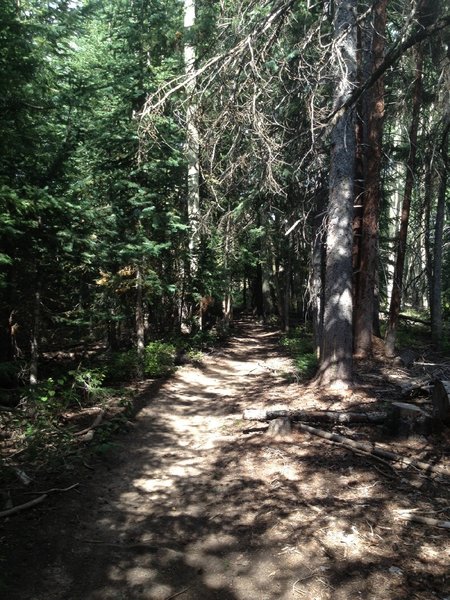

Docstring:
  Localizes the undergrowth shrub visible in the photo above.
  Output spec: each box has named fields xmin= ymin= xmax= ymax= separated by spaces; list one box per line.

xmin=144 ymin=342 xmax=176 ymax=377
xmin=281 ymin=327 xmax=318 ymax=381
xmin=106 ymin=350 xmax=140 ymax=381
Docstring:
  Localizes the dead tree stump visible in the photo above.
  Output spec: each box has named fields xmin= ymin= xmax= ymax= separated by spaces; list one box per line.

xmin=432 ymin=381 xmax=450 ymax=425
xmin=267 ymin=417 xmax=291 ymax=439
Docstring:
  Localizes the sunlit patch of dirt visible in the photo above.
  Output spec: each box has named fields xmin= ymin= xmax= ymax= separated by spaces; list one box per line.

xmin=1 ymin=318 xmax=449 ymax=600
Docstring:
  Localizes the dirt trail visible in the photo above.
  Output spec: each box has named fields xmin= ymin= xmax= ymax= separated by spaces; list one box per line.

xmin=2 ymin=320 xmax=449 ymax=600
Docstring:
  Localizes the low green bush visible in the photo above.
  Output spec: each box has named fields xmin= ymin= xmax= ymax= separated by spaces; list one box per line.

xmin=106 ymin=350 xmax=140 ymax=381
xmin=144 ymin=341 xmax=176 ymax=377
xmin=281 ymin=328 xmax=317 ymax=381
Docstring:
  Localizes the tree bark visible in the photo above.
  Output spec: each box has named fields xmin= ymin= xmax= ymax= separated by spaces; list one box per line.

xmin=431 ymin=118 xmax=450 ymax=347
xmin=243 ymin=408 xmax=386 ymax=424
xmin=311 ymin=190 xmax=327 ymax=357
xmin=184 ymin=0 xmax=200 ymax=280
xmin=135 ymin=265 xmax=145 ymax=377
xmin=318 ymin=0 xmax=357 ymax=389
xmin=423 ymin=149 xmax=435 ymax=313
xmin=354 ymin=0 xmax=387 ymax=357
xmin=29 ymin=277 xmax=41 ymax=386
xmin=385 ymin=45 xmax=423 ymax=357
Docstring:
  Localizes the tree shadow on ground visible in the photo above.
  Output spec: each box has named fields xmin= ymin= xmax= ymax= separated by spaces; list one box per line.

xmin=1 ymin=321 xmax=449 ymax=600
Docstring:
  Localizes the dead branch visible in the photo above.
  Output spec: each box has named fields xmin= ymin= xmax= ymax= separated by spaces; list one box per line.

xmin=24 ymin=483 xmax=79 ymax=496
xmin=394 ymin=510 xmax=450 ymax=530
xmin=0 ymin=482 xmax=80 ymax=518
xmin=327 ymin=14 xmax=450 ymax=123
xmin=331 ymin=439 xmax=398 ymax=479
xmin=163 ymin=587 xmax=193 ymax=600
xmin=243 ymin=408 xmax=386 ymax=424
xmin=0 ymin=494 xmax=47 ymax=518
xmin=73 ymin=409 xmax=105 ymax=437
xmin=295 ymin=422 xmax=450 ymax=477
xmin=400 ymin=379 xmax=433 ymax=396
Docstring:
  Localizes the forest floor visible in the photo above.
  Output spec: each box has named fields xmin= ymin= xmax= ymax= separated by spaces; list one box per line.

xmin=1 ymin=318 xmax=450 ymax=600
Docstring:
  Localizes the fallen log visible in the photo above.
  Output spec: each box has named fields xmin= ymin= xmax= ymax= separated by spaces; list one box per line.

xmin=295 ymin=422 xmax=450 ymax=478
xmin=243 ymin=408 xmax=386 ymax=424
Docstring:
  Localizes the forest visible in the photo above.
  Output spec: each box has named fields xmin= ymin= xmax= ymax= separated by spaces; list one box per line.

xmin=0 ymin=0 xmax=450 ymax=598
xmin=0 ymin=0 xmax=449 ymax=392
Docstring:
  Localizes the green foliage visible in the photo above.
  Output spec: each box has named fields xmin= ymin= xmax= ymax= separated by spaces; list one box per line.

xmin=30 ymin=367 xmax=108 ymax=412
xmin=106 ymin=350 xmax=140 ymax=382
xmin=186 ymin=349 xmax=204 ymax=364
xmin=69 ymin=367 xmax=108 ymax=404
xmin=144 ymin=341 xmax=176 ymax=377
xmin=281 ymin=328 xmax=318 ymax=381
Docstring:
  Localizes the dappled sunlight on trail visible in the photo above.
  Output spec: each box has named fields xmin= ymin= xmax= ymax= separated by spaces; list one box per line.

xmin=3 ymin=320 xmax=449 ymax=600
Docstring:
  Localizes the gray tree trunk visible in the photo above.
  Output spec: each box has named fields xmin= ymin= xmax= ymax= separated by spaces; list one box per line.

xmin=318 ymin=0 xmax=357 ymax=389
xmin=29 ymin=278 xmax=41 ymax=386
xmin=431 ymin=125 xmax=448 ymax=346
xmin=311 ymin=192 xmax=327 ymax=357
xmin=431 ymin=58 xmax=449 ymax=346
xmin=135 ymin=265 xmax=145 ymax=377
xmin=184 ymin=0 xmax=200 ymax=278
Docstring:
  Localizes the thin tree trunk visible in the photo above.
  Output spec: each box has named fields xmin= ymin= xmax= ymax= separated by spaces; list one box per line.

xmin=136 ymin=265 xmax=145 ymax=377
xmin=354 ymin=0 xmax=387 ymax=357
xmin=311 ymin=194 xmax=327 ymax=357
xmin=283 ymin=249 xmax=291 ymax=333
xmin=385 ymin=45 xmax=423 ymax=357
xmin=318 ymin=0 xmax=357 ymax=389
xmin=423 ymin=153 xmax=434 ymax=312
xmin=29 ymin=277 xmax=41 ymax=386
xmin=431 ymin=123 xmax=449 ymax=346
xmin=220 ymin=211 xmax=233 ymax=327
xmin=352 ymin=7 xmax=372 ymax=281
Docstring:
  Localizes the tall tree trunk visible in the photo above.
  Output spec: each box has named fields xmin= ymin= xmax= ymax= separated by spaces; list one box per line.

xmin=311 ymin=192 xmax=327 ymax=357
xmin=423 ymin=152 xmax=434 ymax=311
xmin=352 ymin=7 xmax=371 ymax=282
xmin=136 ymin=265 xmax=145 ymax=377
xmin=318 ymin=0 xmax=357 ymax=389
xmin=354 ymin=0 xmax=387 ymax=357
xmin=222 ymin=213 xmax=233 ymax=327
xmin=29 ymin=277 xmax=41 ymax=386
xmin=252 ymin=263 xmax=264 ymax=317
xmin=184 ymin=0 xmax=200 ymax=286
xmin=283 ymin=249 xmax=292 ymax=333
xmin=431 ymin=123 xmax=449 ymax=346
xmin=385 ymin=45 xmax=423 ymax=357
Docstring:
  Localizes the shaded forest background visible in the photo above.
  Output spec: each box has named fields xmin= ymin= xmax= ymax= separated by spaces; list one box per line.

xmin=0 ymin=0 xmax=449 ymax=410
